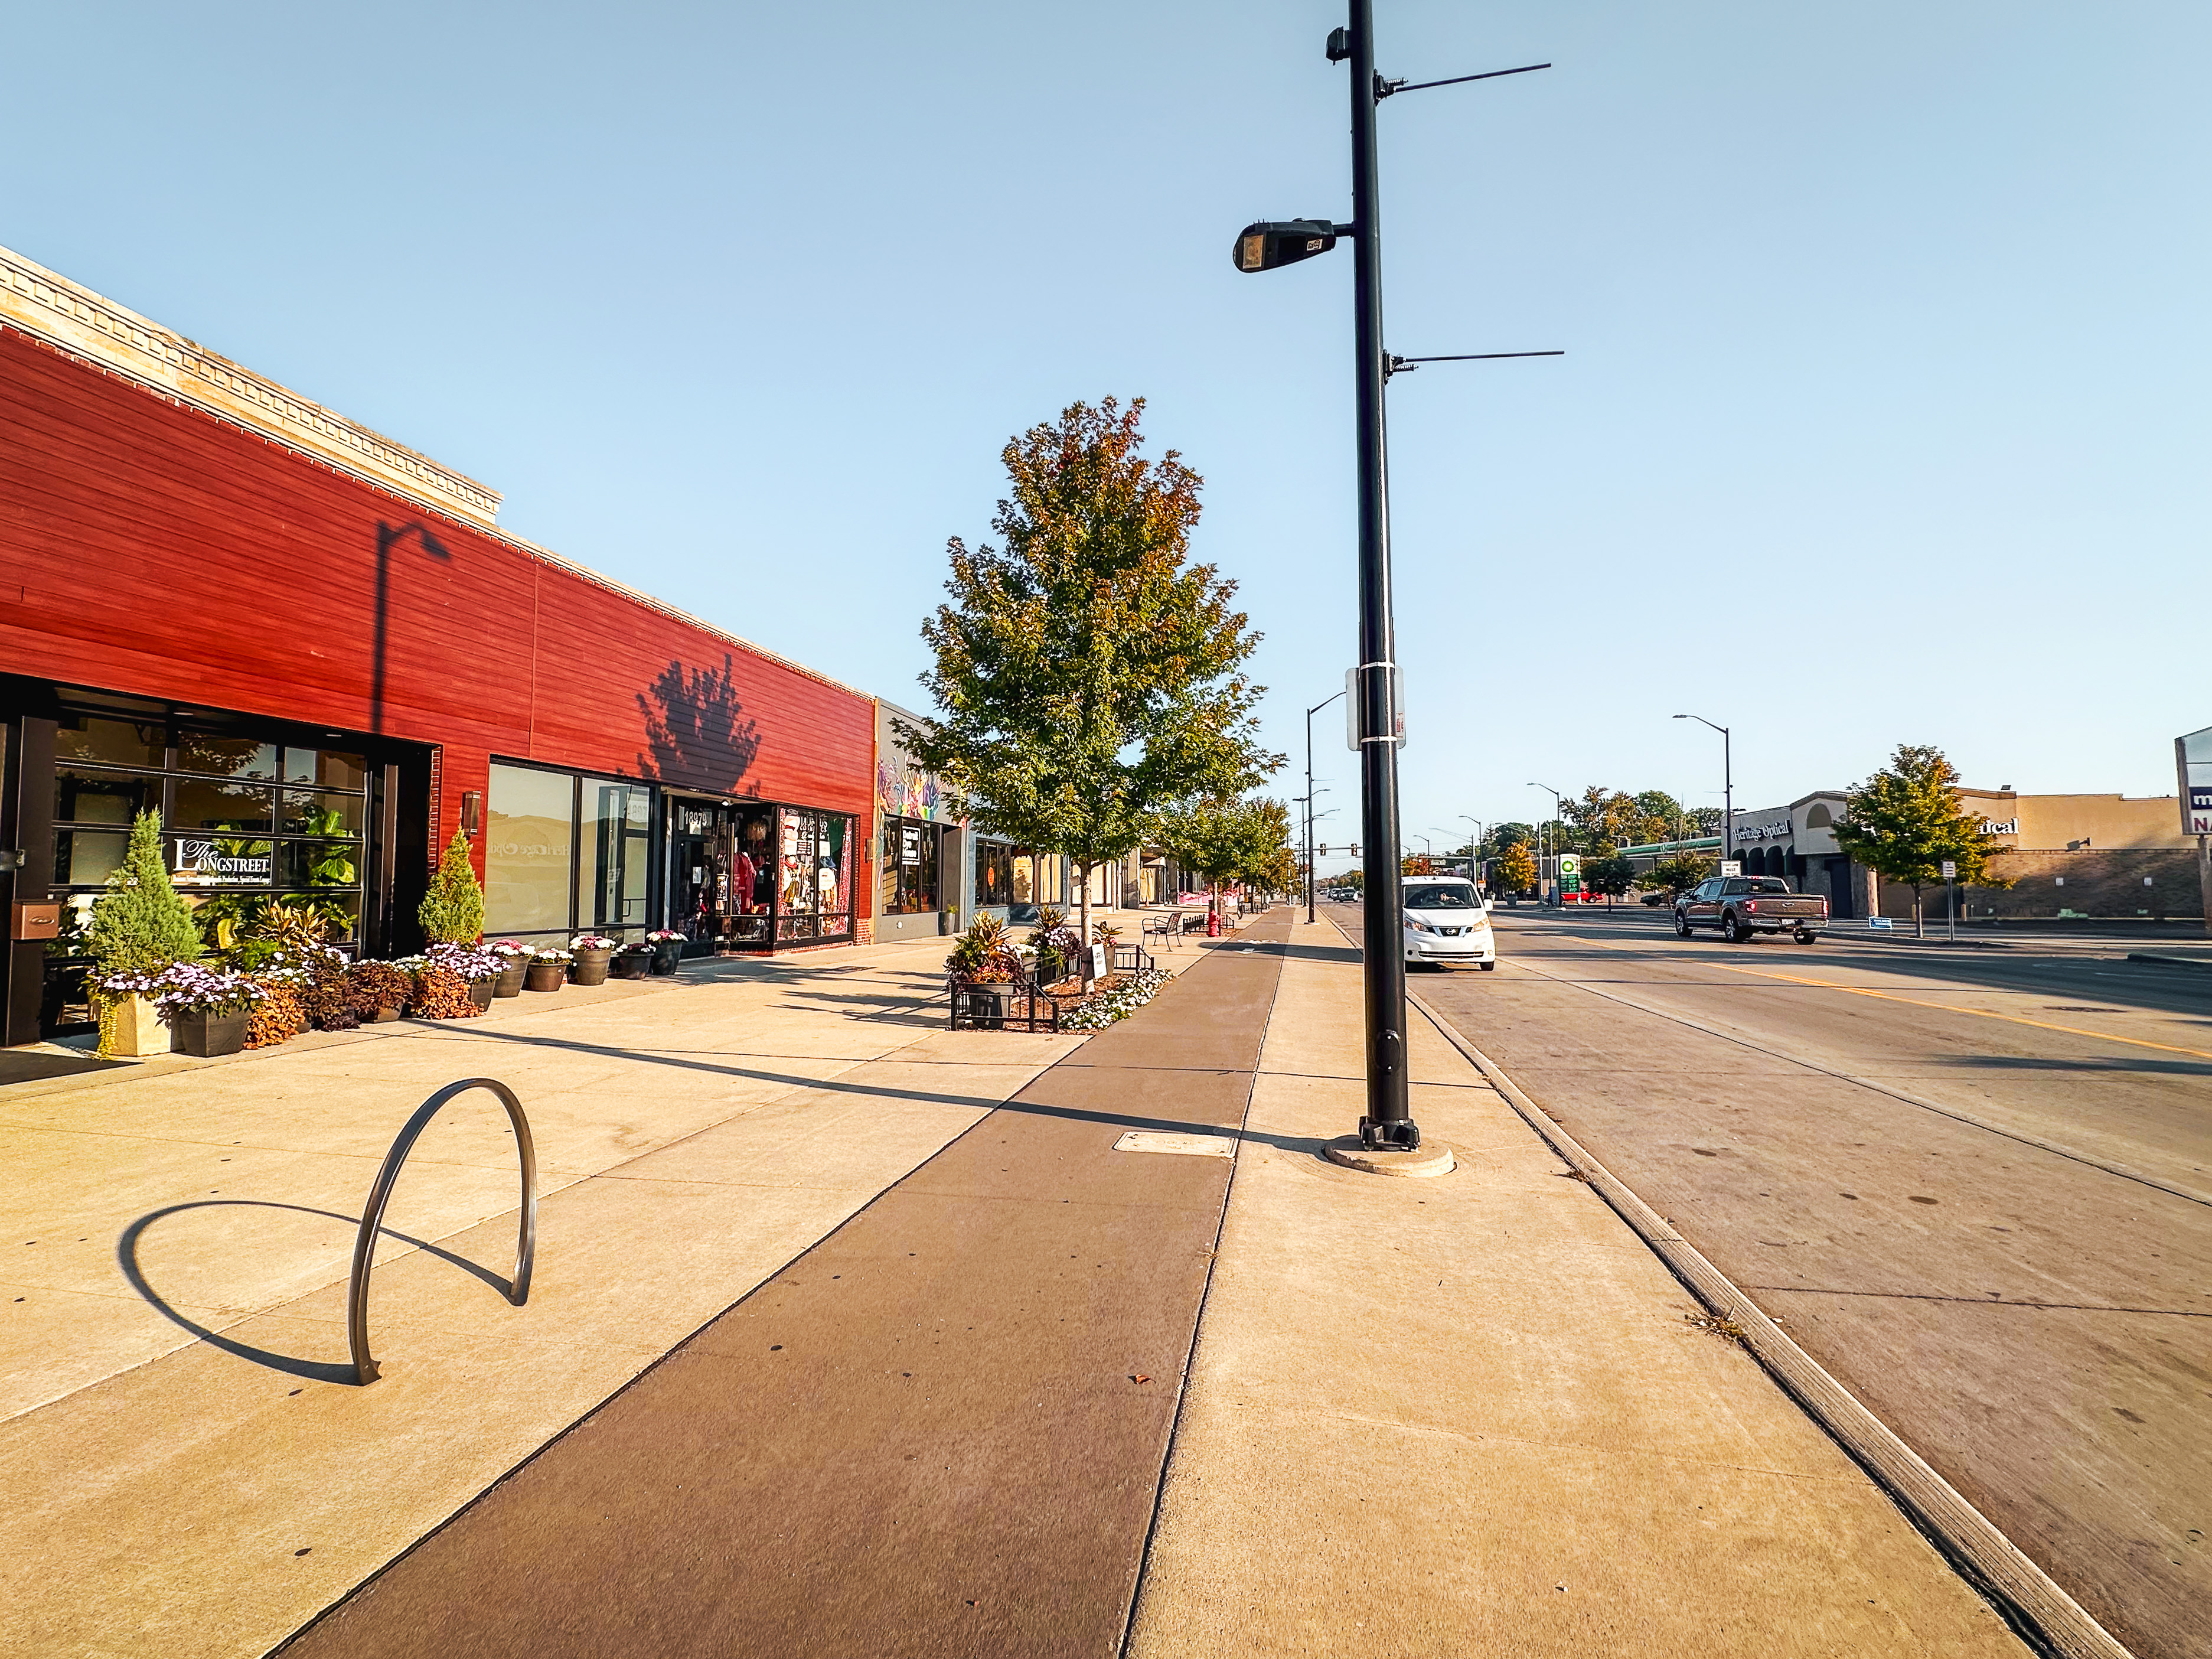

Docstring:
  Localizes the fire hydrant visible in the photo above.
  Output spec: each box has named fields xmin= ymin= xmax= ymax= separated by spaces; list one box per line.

xmin=1207 ymin=904 xmax=1221 ymax=938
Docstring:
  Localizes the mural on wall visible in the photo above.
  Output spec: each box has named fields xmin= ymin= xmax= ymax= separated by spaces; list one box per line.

xmin=876 ymin=757 xmax=947 ymax=822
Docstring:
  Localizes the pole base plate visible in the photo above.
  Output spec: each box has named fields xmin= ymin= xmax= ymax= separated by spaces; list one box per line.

xmin=1324 ymin=1137 xmax=1456 ymax=1179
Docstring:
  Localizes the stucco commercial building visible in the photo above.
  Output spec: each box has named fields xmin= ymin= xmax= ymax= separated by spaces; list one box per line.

xmin=1 ymin=243 xmax=881 ymax=1045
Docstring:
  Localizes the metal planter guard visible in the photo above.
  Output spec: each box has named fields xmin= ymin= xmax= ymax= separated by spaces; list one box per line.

xmin=347 ymin=1077 xmax=536 ymax=1384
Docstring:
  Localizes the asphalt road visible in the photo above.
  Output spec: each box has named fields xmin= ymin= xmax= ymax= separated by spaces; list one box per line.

xmin=1329 ymin=902 xmax=2211 ymax=1659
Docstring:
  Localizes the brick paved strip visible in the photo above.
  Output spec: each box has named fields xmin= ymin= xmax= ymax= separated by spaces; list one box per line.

xmin=278 ymin=914 xmax=1289 ymax=1659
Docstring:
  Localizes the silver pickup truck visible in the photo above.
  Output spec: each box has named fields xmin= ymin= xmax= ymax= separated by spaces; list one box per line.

xmin=1675 ymin=875 xmax=1828 ymax=944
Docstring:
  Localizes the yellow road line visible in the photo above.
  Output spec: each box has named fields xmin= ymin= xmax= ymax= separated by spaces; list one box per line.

xmin=1688 ymin=957 xmax=2212 ymax=1062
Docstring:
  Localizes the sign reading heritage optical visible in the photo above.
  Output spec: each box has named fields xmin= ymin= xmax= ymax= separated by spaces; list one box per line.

xmin=174 ymin=840 xmax=271 ymax=882
xmin=2178 ymin=725 xmax=2212 ymax=836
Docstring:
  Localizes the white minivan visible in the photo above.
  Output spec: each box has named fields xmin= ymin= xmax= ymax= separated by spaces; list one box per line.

xmin=1402 ymin=877 xmax=1496 ymax=970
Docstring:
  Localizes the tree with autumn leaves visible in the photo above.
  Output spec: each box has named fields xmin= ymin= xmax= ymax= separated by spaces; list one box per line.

xmin=902 ymin=398 xmax=1282 ymax=942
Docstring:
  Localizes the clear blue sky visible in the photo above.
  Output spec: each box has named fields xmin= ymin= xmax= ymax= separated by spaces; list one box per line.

xmin=6 ymin=2 xmax=2205 ymax=840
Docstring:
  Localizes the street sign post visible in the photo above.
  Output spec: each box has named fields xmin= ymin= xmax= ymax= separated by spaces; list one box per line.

xmin=1942 ymin=859 xmax=1957 ymax=941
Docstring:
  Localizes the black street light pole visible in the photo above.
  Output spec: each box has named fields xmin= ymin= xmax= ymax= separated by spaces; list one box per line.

xmin=1232 ymin=10 xmax=1552 ymax=1150
xmin=1675 ymin=714 xmax=1733 ymax=872
xmin=1306 ymin=689 xmax=1346 ymax=925
xmin=1343 ymin=0 xmax=1416 ymax=1148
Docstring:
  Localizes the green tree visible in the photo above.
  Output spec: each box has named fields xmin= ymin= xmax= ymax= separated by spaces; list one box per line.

xmin=902 ymin=397 xmax=1280 ymax=943
xmin=1493 ymin=842 xmax=1539 ymax=897
xmin=1629 ymin=790 xmax=1686 ymax=846
xmin=1159 ymin=795 xmax=1287 ymax=915
xmin=1832 ymin=744 xmax=2011 ymax=936
xmin=1584 ymin=855 xmax=1637 ymax=911
xmin=87 ymin=809 xmax=203 ymax=976
xmin=1643 ymin=852 xmax=1713 ymax=898
xmin=418 ymin=830 xmax=485 ymax=944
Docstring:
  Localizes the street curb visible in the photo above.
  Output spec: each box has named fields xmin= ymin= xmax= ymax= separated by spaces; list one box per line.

xmin=1401 ymin=984 xmax=2132 ymax=1659
xmin=2126 ymin=951 xmax=2212 ymax=972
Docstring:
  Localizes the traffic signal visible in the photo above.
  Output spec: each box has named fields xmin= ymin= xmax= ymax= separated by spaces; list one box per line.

xmin=1231 ymin=220 xmax=1342 ymax=273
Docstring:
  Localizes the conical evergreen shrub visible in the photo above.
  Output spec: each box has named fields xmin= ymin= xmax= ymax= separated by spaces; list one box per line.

xmin=86 ymin=810 xmax=203 ymax=976
xmin=418 ymin=830 xmax=485 ymax=944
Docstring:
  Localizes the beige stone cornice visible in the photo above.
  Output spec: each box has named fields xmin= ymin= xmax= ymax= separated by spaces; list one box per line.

xmin=0 ymin=242 xmax=500 ymax=526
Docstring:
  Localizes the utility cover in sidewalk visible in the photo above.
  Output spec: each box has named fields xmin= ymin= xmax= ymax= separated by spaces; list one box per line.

xmin=1114 ymin=1132 xmax=1235 ymax=1158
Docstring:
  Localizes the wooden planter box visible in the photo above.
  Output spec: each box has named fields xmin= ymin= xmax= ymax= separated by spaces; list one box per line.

xmin=107 ymin=994 xmax=168 ymax=1057
xmin=171 ymin=1010 xmax=248 ymax=1058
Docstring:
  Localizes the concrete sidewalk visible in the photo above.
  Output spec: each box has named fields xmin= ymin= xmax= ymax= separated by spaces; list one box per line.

xmin=0 ymin=935 xmax=1081 ymax=1659
xmin=1125 ymin=917 xmax=2029 ymax=1656
xmin=2 ymin=914 xmax=2035 ymax=1656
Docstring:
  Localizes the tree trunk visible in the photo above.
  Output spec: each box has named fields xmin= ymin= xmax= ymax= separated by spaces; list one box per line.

xmin=1911 ymin=888 xmax=1924 ymax=938
xmin=1078 ymin=860 xmax=1092 ymax=953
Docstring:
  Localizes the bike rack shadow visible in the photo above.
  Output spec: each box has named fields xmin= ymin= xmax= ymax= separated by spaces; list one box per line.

xmin=348 ymin=1078 xmax=536 ymax=1384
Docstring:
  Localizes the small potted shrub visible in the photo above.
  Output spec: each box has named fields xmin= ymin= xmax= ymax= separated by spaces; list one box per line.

xmin=645 ymin=928 xmax=686 ymax=976
xmin=946 ymin=915 xmax=1022 ymax=1029
xmin=526 ymin=948 xmax=570 ymax=993
xmin=569 ymin=934 xmax=616 ymax=987
xmin=611 ymin=941 xmax=655 ymax=980
xmin=409 ymin=949 xmax=488 ymax=1020
xmin=417 ymin=830 xmax=485 ymax=945
xmin=246 ymin=971 xmax=309 ymax=1049
xmin=293 ymin=946 xmax=359 ymax=1031
xmin=85 ymin=809 xmax=204 ymax=1057
xmin=427 ymin=943 xmax=503 ymax=1012
xmin=347 ymin=959 xmax=412 ymax=1022
xmin=488 ymin=940 xmax=533 ymax=998
xmin=154 ymin=964 xmax=265 ymax=1058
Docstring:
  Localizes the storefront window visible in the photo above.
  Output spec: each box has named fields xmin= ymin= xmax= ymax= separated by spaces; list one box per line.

xmin=774 ymin=807 xmax=853 ymax=945
xmin=486 ymin=762 xmax=576 ymax=936
xmin=974 ymin=841 xmax=1013 ymax=910
xmin=46 ymin=717 xmax=369 ymax=954
xmin=580 ymin=777 xmax=652 ymax=933
xmin=881 ymin=816 xmax=939 ymax=915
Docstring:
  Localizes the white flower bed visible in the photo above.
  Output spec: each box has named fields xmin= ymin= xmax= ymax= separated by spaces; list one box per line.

xmin=1060 ymin=968 xmax=1171 ymax=1031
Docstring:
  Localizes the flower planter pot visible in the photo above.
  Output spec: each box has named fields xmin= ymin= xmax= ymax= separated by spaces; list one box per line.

xmin=570 ymin=948 xmax=611 ymax=987
xmin=649 ymin=939 xmax=684 ymax=976
xmin=493 ymin=960 xmax=528 ymax=998
xmin=939 ymin=910 xmax=958 ymax=937
xmin=610 ymin=953 xmax=651 ymax=980
xmin=951 ymin=981 xmax=1013 ymax=1030
xmin=171 ymin=1011 xmax=248 ymax=1058
xmin=525 ymin=960 xmax=567 ymax=993
xmin=108 ymin=994 xmax=168 ymax=1058
xmin=468 ymin=979 xmax=496 ymax=1012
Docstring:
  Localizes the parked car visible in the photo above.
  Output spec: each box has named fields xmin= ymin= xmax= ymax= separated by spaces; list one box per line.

xmin=1676 ymin=876 xmax=1826 ymax=944
xmin=1403 ymin=878 xmax=1496 ymax=970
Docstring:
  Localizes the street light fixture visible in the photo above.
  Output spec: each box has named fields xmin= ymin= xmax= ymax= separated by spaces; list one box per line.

xmin=1528 ymin=783 xmax=1563 ymax=904
xmin=1304 ymin=690 xmax=1347 ymax=924
xmin=1673 ymin=715 xmax=1734 ymax=875
xmin=1234 ymin=4 xmax=1556 ymax=1150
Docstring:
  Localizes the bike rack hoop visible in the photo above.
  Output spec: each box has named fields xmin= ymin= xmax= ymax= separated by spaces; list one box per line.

xmin=347 ymin=1077 xmax=536 ymax=1385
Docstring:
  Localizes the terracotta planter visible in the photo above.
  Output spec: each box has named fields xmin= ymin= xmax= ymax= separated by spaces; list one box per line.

xmin=468 ymin=979 xmax=496 ymax=1012
xmin=107 ymin=994 xmax=169 ymax=1058
xmin=171 ymin=1010 xmax=248 ymax=1058
xmin=493 ymin=959 xmax=528 ymax=997
xmin=525 ymin=960 xmax=567 ymax=993
xmin=570 ymin=947 xmax=611 ymax=987
xmin=649 ymin=939 xmax=684 ymax=976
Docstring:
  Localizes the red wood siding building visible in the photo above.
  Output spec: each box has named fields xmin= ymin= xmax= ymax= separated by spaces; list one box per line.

xmin=1 ymin=247 xmax=877 ymax=1042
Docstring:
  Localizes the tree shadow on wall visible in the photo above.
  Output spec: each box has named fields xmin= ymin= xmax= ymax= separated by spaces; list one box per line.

xmin=639 ymin=655 xmax=762 ymax=794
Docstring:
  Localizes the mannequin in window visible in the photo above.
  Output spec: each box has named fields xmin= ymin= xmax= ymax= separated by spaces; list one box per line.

xmin=734 ymin=848 xmax=758 ymax=915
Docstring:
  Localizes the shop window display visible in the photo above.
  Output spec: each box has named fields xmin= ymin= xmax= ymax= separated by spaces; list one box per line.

xmin=880 ymin=816 xmax=939 ymax=915
xmin=43 ymin=715 xmax=372 ymax=1028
